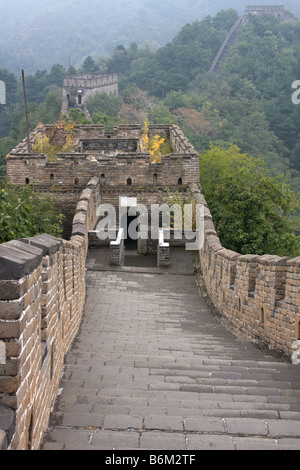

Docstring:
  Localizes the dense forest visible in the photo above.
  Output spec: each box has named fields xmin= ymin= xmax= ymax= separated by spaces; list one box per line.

xmin=1 ymin=9 xmax=300 ymax=254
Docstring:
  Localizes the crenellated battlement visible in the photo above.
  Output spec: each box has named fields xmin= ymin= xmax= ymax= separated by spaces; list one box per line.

xmin=191 ymin=185 xmax=300 ymax=358
xmin=61 ymin=73 xmax=118 ymax=114
xmin=6 ymin=124 xmax=199 ymax=191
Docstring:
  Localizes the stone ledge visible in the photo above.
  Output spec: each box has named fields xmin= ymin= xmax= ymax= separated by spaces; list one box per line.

xmin=19 ymin=234 xmax=62 ymax=256
xmin=0 ymin=235 xmax=64 ymax=280
xmin=0 ymin=245 xmax=41 ymax=281
xmin=5 ymin=240 xmax=43 ymax=259
xmin=86 ymin=177 xmax=100 ymax=189
xmin=71 ymin=222 xmax=86 ymax=237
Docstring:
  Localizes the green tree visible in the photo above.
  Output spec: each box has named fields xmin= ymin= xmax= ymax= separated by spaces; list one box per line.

xmin=0 ymin=181 xmax=64 ymax=243
xmin=148 ymin=103 xmax=176 ymax=124
xmin=80 ymin=56 xmax=97 ymax=73
xmin=48 ymin=64 xmax=66 ymax=86
xmin=107 ymin=46 xmax=131 ymax=75
xmin=41 ymin=88 xmax=62 ymax=124
xmin=85 ymin=92 xmax=122 ymax=117
xmin=200 ymin=145 xmax=300 ymax=257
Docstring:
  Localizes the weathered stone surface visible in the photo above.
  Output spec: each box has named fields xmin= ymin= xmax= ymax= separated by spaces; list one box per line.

xmin=41 ymin=253 xmax=300 ymax=450
xmin=0 ymin=404 xmax=15 ymax=448
xmin=0 ymin=246 xmax=40 ymax=280
xmin=20 ymin=234 xmax=62 ymax=256
xmin=0 ymin=430 xmax=7 ymax=450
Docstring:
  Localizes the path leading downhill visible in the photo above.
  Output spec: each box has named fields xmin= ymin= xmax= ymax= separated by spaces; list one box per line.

xmin=42 ymin=248 xmax=300 ymax=450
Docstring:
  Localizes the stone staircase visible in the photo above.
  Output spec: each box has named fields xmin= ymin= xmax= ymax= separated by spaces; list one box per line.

xmin=41 ymin=249 xmax=300 ymax=450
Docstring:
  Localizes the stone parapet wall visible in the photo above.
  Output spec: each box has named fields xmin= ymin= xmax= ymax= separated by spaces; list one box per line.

xmin=191 ymin=184 xmax=300 ymax=358
xmin=157 ymin=230 xmax=170 ymax=267
xmin=6 ymin=125 xmax=199 ymax=191
xmin=109 ymin=229 xmax=125 ymax=266
xmin=0 ymin=178 xmax=100 ymax=450
xmin=7 ymin=153 xmax=199 ymax=190
xmin=169 ymin=125 xmax=197 ymax=155
xmin=63 ymin=73 xmax=118 ymax=89
xmin=61 ymin=73 xmax=118 ymax=113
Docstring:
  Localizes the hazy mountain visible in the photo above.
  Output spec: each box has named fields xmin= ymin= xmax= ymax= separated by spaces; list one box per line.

xmin=0 ymin=0 xmax=299 ymax=75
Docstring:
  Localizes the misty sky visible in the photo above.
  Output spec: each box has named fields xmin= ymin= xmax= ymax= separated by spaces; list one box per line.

xmin=0 ymin=0 xmax=299 ymax=74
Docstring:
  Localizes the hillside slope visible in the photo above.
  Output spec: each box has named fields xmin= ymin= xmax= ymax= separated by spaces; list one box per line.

xmin=1 ymin=0 xmax=299 ymax=74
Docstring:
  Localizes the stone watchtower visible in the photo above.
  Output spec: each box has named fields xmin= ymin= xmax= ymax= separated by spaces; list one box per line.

xmin=61 ymin=73 xmax=119 ymax=115
xmin=6 ymin=123 xmax=200 ymax=248
xmin=244 ymin=5 xmax=297 ymax=22
xmin=245 ymin=5 xmax=285 ymax=17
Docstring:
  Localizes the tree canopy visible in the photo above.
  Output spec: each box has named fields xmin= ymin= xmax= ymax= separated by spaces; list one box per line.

xmin=0 ymin=180 xmax=64 ymax=243
xmin=200 ymin=145 xmax=300 ymax=257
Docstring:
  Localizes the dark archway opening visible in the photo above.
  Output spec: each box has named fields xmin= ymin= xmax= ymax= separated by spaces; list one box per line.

xmin=121 ymin=210 xmax=138 ymax=250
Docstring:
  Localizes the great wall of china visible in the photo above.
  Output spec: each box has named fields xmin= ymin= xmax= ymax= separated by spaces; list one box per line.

xmin=0 ymin=122 xmax=299 ymax=449
xmin=1 ymin=3 xmax=300 ymax=452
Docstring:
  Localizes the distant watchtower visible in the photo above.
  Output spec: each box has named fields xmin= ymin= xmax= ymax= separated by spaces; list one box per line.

xmin=245 ymin=5 xmax=286 ymax=19
xmin=244 ymin=5 xmax=297 ymax=24
xmin=61 ymin=73 xmax=118 ymax=114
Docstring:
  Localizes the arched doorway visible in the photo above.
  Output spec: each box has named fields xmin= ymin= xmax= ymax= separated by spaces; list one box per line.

xmin=120 ymin=209 xmax=138 ymax=250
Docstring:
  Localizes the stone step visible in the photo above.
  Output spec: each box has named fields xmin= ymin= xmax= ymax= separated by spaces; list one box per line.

xmin=42 ymin=266 xmax=300 ymax=450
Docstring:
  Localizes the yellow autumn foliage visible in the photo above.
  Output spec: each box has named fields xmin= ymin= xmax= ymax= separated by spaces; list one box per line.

xmin=33 ymin=120 xmax=75 ymax=162
xmin=141 ymin=120 xmax=165 ymax=163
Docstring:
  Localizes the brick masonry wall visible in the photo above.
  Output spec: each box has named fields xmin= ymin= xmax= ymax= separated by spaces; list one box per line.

xmin=190 ymin=184 xmax=300 ymax=358
xmin=0 ymin=178 xmax=100 ymax=450
xmin=4 ymin=123 xmax=300 ymax=448
xmin=6 ymin=124 xmax=200 ymax=191
xmin=61 ymin=73 xmax=118 ymax=113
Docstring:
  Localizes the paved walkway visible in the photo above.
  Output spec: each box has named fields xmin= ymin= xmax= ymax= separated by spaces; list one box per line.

xmin=42 ymin=248 xmax=300 ymax=450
